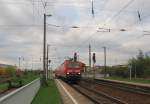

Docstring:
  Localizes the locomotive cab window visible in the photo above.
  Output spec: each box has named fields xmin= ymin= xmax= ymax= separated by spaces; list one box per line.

xmin=67 ymin=63 xmax=81 ymax=68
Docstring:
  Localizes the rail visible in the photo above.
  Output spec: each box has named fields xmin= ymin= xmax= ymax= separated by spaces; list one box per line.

xmin=80 ymin=79 xmax=150 ymax=104
xmin=94 ymin=79 xmax=150 ymax=95
xmin=71 ymin=84 xmax=127 ymax=104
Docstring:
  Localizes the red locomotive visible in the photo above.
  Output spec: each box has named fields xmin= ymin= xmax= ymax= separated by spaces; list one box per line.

xmin=55 ymin=59 xmax=85 ymax=82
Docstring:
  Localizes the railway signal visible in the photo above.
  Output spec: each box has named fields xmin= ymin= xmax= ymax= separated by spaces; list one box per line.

xmin=92 ymin=53 xmax=96 ymax=64
xmin=92 ymin=53 xmax=96 ymax=79
xmin=74 ymin=52 xmax=77 ymax=62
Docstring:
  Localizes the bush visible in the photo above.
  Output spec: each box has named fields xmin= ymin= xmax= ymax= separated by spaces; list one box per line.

xmin=144 ymin=68 xmax=150 ymax=78
xmin=5 ymin=66 xmax=16 ymax=77
xmin=128 ymin=50 xmax=150 ymax=78
xmin=0 ymin=68 xmax=6 ymax=75
xmin=106 ymin=66 xmax=128 ymax=78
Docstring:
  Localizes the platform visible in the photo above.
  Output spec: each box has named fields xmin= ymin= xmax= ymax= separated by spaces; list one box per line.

xmin=55 ymin=79 xmax=94 ymax=104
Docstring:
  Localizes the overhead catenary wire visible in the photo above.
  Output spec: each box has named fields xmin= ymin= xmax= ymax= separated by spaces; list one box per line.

xmin=103 ymin=0 xmax=135 ymax=26
xmin=1 ymin=0 xmax=149 ymax=67
xmin=71 ymin=0 xmax=137 ymax=53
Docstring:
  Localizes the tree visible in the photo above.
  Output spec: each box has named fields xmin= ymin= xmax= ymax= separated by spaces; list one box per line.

xmin=137 ymin=50 xmax=144 ymax=60
xmin=128 ymin=50 xmax=150 ymax=78
xmin=143 ymin=55 xmax=150 ymax=78
xmin=5 ymin=66 xmax=16 ymax=77
xmin=0 ymin=68 xmax=6 ymax=75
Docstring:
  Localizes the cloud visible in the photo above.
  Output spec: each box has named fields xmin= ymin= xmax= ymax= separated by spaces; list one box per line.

xmin=0 ymin=0 xmax=150 ymax=69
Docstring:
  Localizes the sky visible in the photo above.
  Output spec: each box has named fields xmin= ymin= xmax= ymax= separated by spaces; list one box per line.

xmin=0 ymin=0 xmax=150 ymax=70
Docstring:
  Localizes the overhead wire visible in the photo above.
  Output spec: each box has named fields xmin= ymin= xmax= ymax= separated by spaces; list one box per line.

xmin=71 ymin=0 xmax=147 ymax=63
xmin=72 ymin=0 xmax=134 ymax=51
xmin=103 ymin=0 xmax=135 ymax=26
xmin=72 ymin=0 xmax=109 ymax=52
xmin=92 ymin=0 xmax=140 ymax=47
xmin=1 ymin=0 xmax=148 ymax=66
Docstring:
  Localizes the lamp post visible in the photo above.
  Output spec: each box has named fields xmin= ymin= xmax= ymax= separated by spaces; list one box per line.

xmin=19 ymin=57 xmax=21 ymax=69
xmin=103 ymin=47 xmax=106 ymax=78
xmin=18 ymin=56 xmax=24 ymax=70
xmin=43 ymin=13 xmax=52 ymax=85
xmin=89 ymin=44 xmax=91 ymax=78
xmin=42 ymin=14 xmax=79 ymax=83
xmin=128 ymin=65 xmax=132 ymax=80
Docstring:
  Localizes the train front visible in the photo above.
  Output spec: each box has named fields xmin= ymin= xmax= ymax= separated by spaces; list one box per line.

xmin=65 ymin=61 xmax=84 ymax=82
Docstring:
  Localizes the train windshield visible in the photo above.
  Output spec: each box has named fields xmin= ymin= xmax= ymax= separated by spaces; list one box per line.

xmin=68 ymin=63 xmax=81 ymax=68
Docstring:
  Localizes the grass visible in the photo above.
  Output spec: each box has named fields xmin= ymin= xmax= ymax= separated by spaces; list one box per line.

xmin=18 ymin=73 xmax=39 ymax=85
xmin=0 ymin=73 xmax=39 ymax=92
xmin=106 ymin=76 xmax=150 ymax=84
xmin=0 ymin=83 xmax=8 ymax=92
xmin=31 ymin=79 xmax=62 ymax=104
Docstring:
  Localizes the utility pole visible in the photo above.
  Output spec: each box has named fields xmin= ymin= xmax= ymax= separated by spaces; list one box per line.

xmin=19 ymin=57 xmax=21 ymax=69
xmin=77 ymin=55 xmax=79 ymax=61
xmin=89 ymin=44 xmax=91 ymax=78
xmin=31 ymin=57 xmax=33 ymax=70
xmin=134 ymin=63 xmax=136 ymax=79
xmin=48 ymin=60 xmax=51 ymax=79
xmin=103 ymin=47 xmax=106 ymax=78
xmin=134 ymin=62 xmax=136 ymax=79
xmin=40 ymin=57 xmax=42 ymax=70
xmin=25 ymin=62 xmax=28 ymax=70
xmin=128 ymin=65 xmax=132 ymax=80
xmin=46 ymin=44 xmax=50 ymax=80
xmin=43 ymin=13 xmax=52 ymax=85
xmin=43 ymin=13 xmax=47 ymax=84
xmin=22 ymin=57 xmax=25 ymax=70
xmin=129 ymin=65 xmax=132 ymax=80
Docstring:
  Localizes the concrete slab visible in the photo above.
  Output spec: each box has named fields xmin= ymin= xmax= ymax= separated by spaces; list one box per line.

xmin=55 ymin=79 xmax=94 ymax=104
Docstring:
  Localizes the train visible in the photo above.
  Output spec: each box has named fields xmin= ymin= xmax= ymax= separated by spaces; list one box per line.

xmin=55 ymin=59 xmax=85 ymax=82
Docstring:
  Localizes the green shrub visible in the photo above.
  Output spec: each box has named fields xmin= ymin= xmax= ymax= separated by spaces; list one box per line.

xmin=5 ymin=66 xmax=16 ymax=77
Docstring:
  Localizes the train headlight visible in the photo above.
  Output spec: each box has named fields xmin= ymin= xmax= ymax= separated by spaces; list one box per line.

xmin=67 ymin=72 xmax=69 ymax=74
xmin=78 ymin=72 xmax=80 ymax=74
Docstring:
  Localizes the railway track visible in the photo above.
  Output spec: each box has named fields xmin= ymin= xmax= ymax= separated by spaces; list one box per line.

xmin=79 ymin=79 xmax=150 ymax=104
xmin=61 ymin=79 xmax=127 ymax=104
xmin=94 ymin=79 xmax=150 ymax=96
xmin=71 ymin=84 xmax=127 ymax=104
